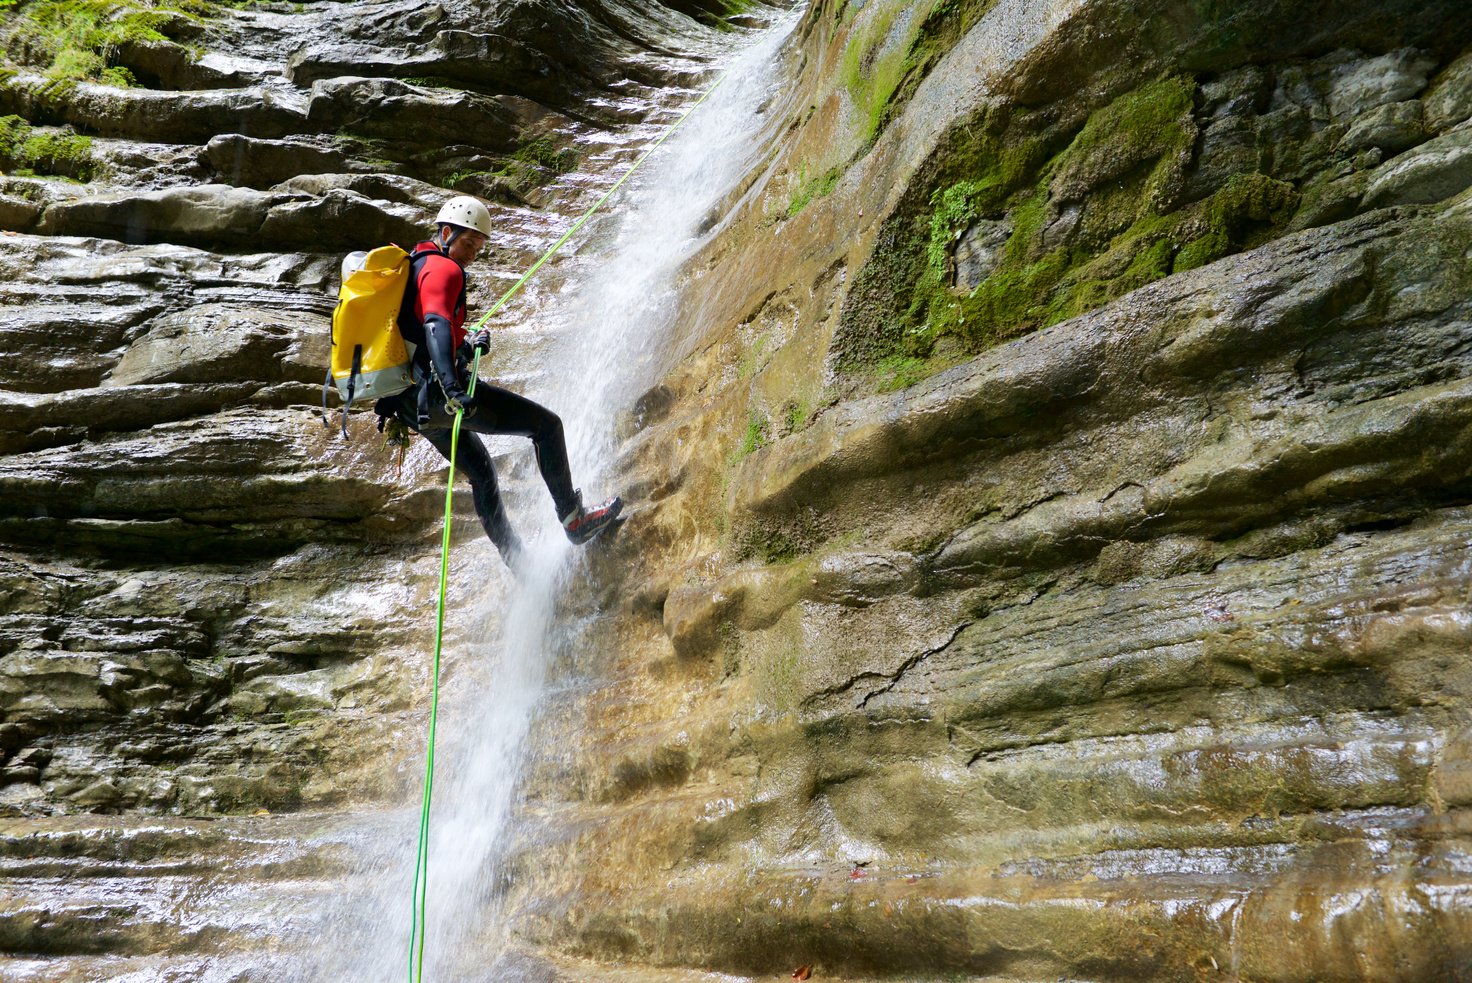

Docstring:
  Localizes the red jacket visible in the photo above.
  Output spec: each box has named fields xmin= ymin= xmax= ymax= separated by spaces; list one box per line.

xmin=405 ymin=240 xmax=468 ymax=350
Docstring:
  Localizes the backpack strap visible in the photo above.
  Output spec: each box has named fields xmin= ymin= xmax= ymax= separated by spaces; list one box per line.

xmin=340 ymin=344 xmax=363 ymax=438
xmin=399 ymin=244 xmax=468 ymax=369
xmin=320 ymin=364 xmax=334 ymax=430
xmin=321 ymin=293 xmax=341 ymax=429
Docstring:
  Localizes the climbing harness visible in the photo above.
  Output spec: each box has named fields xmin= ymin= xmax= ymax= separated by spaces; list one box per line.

xmin=406 ymin=69 xmax=729 ymax=983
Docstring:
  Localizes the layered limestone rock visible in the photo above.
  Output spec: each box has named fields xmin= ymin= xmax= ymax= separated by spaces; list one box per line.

xmin=0 ymin=0 xmax=743 ymax=974
xmin=0 ymin=0 xmax=728 ymax=817
xmin=3 ymin=0 xmax=1472 ymax=980
xmin=487 ymin=0 xmax=1472 ymax=980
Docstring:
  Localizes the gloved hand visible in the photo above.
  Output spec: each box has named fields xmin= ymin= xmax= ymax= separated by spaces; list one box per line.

xmin=443 ymin=388 xmax=473 ymax=417
xmin=469 ymin=328 xmax=492 ymax=355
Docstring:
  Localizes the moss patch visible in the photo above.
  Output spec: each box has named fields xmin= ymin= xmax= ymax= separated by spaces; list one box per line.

xmin=833 ymin=71 xmax=1305 ymax=387
xmin=660 ymin=0 xmax=755 ymax=30
xmin=781 ymin=398 xmax=810 ymax=435
xmin=841 ymin=1 xmax=934 ymax=146
xmin=839 ymin=0 xmax=1001 ymax=148
xmin=734 ymin=411 xmax=770 ymax=462
xmin=0 ymin=114 xmax=94 ymax=180
xmin=1 ymin=0 xmax=219 ymax=86
xmin=784 ymin=164 xmax=841 ymax=219
xmin=487 ymin=136 xmax=576 ymax=193
xmin=873 ymin=354 xmax=928 ymax=393
xmin=1174 ymin=171 xmax=1299 ymax=272
xmin=733 ymin=508 xmax=828 ymax=565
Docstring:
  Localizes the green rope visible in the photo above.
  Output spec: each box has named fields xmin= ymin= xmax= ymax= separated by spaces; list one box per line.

xmin=407 ymin=394 xmax=466 ymax=982
xmin=467 ymin=72 xmax=730 ymax=334
xmin=406 ymin=70 xmax=728 ymax=983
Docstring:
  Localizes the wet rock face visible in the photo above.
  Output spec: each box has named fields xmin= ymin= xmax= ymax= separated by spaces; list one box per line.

xmin=0 ymin=0 xmax=721 ymax=828
xmin=0 ymin=0 xmax=749 ymax=970
xmin=3 ymin=0 xmax=1472 ymax=981
xmin=486 ymin=1 xmax=1472 ymax=981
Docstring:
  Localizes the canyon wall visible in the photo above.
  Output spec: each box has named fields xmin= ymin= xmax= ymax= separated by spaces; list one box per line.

xmin=2 ymin=0 xmax=1471 ymax=980
xmin=506 ymin=0 xmax=1472 ymax=978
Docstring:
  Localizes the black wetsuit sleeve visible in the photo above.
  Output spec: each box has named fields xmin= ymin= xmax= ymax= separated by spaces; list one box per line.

xmin=423 ymin=313 xmax=464 ymax=399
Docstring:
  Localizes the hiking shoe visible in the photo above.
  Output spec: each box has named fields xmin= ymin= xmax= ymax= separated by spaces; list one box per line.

xmin=562 ymin=492 xmax=623 ymax=545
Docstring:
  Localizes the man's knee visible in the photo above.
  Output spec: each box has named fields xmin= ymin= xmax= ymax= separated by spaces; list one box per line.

xmin=459 ymin=455 xmax=497 ymax=490
xmin=535 ymin=409 xmax=564 ymax=444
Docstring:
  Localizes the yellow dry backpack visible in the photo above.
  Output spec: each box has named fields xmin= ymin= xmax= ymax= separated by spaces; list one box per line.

xmin=321 ymin=245 xmax=418 ymax=436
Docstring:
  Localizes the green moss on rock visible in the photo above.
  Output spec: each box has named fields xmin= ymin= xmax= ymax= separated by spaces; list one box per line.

xmin=833 ymin=69 xmax=1315 ymax=387
xmin=2 ymin=0 xmax=213 ymax=86
xmin=0 ymin=114 xmax=94 ymax=180
xmin=840 ymin=1 xmax=927 ymax=146
xmin=839 ymin=0 xmax=1004 ymax=148
xmin=784 ymin=164 xmax=841 ymax=219
xmin=1048 ymin=76 xmax=1197 ymax=204
xmin=1175 ymin=171 xmax=1300 ymax=272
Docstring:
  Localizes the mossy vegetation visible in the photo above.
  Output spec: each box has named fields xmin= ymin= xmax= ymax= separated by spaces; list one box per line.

xmin=784 ymin=164 xmax=841 ymax=219
xmin=782 ymin=398 xmax=809 ymax=434
xmin=491 ymin=137 xmax=576 ymax=191
xmin=443 ymin=136 xmax=577 ymax=199
xmin=874 ymin=354 xmax=928 ymax=393
xmin=833 ymin=71 xmax=1306 ymax=383
xmin=737 ymin=332 xmax=769 ymax=380
xmin=735 ymin=411 xmax=770 ymax=461
xmin=910 ymin=77 xmax=1200 ymax=351
xmin=712 ymin=0 xmax=755 ymax=31
xmin=659 ymin=0 xmax=755 ymax=31
xmin=718 ymin=407 xmax=770 ymax=511
xmin=1175 ymin=172 xmax=1299 ymax=271
xmin=0 ymin=113 xmax=94 ymax=180
xmin=839 ymin=0 xmax=1000 ymax=148
xmin=0 ymin=0 xmax=217 ymax=86
xmin=732 ymin=510 xmax=825 ymax=565
xmin=840 ymin=0 xmax=931 ymax=147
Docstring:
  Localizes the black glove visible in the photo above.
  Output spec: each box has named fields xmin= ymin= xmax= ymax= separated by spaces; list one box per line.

xmin=469 ymin=328 xmax=492 ymax=355
xmin=443 ymin=387 xmax=474 ymax=417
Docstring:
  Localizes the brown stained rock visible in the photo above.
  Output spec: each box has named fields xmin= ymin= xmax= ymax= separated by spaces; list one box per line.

xmin=493 ymin=6 xmax=1472 ymax=979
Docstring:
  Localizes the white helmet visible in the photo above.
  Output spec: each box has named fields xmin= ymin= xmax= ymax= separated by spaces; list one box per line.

xmin=434 ymin=195 xmax=492 ymax=236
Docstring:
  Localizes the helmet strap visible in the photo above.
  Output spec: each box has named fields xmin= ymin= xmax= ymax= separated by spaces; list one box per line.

xmin=439 ymin=225 xmax=463 ymax=251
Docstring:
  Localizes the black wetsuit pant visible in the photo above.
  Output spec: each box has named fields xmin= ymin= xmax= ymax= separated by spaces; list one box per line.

xmin=379 ymin=379 xmax=578 ymax=562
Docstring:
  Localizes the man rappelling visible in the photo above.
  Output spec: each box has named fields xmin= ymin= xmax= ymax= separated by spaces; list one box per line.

xmin=372 ymin=195 xmax=622 ymax=569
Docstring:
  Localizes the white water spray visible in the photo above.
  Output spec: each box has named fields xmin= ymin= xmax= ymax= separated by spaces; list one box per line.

xmin=296 ymin=15 xmax=796 ymax=982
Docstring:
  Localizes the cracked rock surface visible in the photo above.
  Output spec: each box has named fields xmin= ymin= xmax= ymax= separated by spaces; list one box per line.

xmin=3 ymin=0 xmax=1472 ymax=980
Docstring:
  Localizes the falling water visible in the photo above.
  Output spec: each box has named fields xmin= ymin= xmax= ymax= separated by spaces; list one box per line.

xmin=292 ymin=14 xmax=797 ymax=981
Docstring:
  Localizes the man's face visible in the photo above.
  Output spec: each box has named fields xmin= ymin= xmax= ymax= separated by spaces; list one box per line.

xmin=446 ymin=228 xmax=488 ymax=265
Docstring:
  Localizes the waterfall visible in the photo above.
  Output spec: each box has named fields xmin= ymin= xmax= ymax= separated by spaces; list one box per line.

xmin=293 ymin=15 xmax=797 ymax=981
